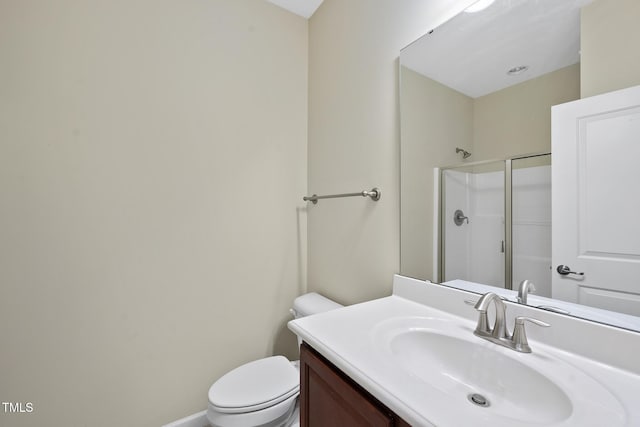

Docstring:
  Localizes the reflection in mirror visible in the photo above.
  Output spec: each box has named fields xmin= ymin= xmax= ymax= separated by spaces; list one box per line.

xmin=441 ymin=159 xmax=506 ymax=287
xmin=400 ymin=0 xmax=640 ymax=331
xmin=440 ymin=154 xmax=552 ymax=291
xmin=512 ymin=155 xmax=552 ymax=294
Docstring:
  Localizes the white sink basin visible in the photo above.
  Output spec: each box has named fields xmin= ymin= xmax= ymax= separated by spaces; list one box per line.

xmin=290 ymin=277 xmax=640 ymax=427
xmin=373 ymin=316 xmax=626 ymax=426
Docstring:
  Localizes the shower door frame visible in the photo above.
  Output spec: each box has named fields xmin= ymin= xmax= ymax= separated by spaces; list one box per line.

xmin=436 ymin=152 xmax=550 ymax=290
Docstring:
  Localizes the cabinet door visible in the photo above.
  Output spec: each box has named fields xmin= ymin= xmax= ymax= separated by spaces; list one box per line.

xmin=300 ymin=343 xmax=407 ymax=427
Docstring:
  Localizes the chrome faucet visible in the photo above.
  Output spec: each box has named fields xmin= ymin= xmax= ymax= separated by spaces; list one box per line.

xmin=473 ymin=292 xmax=509 ymax=340
xmin=517 ymin=280 xmax=536 ymax=304
xmin=470 ymin=292 xmax=550 ymax=353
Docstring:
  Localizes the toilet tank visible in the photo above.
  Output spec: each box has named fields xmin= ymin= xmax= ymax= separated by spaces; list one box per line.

xmin=290 ymin=293 xmax=342 ymax=349
xmin=290 ymin=292 xmax=342 ymax=319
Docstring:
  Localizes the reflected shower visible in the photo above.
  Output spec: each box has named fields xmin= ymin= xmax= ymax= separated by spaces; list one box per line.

xmin=456 ymin=147 xmax=472 ymax=159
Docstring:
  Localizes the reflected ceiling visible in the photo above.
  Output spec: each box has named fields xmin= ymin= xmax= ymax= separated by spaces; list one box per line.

xmin=401 ymin=0 xmax=594 ymax=98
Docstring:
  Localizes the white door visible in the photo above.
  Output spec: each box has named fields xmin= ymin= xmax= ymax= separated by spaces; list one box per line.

xmin=552 ymin=85 xmax=640 ymax=316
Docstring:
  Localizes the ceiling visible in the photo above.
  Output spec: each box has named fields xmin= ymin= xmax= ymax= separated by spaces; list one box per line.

xmin=401 ymin=0 xmax=595 ymax=98
xmin=266 ymin=0 xmax=324 ymax=19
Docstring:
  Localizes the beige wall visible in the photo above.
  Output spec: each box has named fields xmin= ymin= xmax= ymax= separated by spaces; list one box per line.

xmin=581 ymin=0 xmax=640 ymax=98
xmin=473 ymin=64 xmax=581 ymax=160
xmin=307 ymin=0 xmax=477 ymax=304
xmin=0 ymin=1 xmax=307 ymax=426
xmin=400 ymin=67 xmax=473 ymax=280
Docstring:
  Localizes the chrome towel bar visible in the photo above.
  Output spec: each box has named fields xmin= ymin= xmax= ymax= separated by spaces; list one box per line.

xmin=303 ymin=188 xmax=381 ymax=204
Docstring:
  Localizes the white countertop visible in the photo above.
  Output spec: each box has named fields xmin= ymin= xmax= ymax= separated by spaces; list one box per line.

xmin=288 ymin=275 xmax=640 ymax=427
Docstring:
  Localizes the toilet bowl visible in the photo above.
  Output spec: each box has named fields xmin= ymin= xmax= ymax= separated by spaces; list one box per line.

xmin=206 ymin=293 xmax=342 ymax=427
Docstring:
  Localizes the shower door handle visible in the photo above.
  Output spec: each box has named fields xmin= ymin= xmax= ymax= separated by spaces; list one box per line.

xmin=556 ymin=265 xmax=584 ymax=276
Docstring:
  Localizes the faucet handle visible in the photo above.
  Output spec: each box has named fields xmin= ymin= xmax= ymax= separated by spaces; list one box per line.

xmin=511 ymin=316 xmax=550 ymax=353
xmin=516 ymin=317 xmax=550 ymax=328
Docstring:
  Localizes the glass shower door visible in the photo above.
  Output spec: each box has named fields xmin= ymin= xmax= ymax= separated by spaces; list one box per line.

xmin=512 ymin=154 xmax=552 ymax=295
xmin=441 ymin=161 xmax=506 ymax=288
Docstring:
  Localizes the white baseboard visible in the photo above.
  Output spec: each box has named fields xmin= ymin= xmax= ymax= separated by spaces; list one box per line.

xmin=162 ymin=410 xmax=208 ymax=427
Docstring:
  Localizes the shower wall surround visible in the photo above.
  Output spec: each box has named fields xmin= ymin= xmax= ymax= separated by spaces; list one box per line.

xmin=443 ymin=168 xmax=505 ymax=287
xmin=512 ymin=163 xmax=552 ymax=296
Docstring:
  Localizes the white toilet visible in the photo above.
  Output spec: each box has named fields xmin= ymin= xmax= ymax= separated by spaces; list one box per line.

xmin=206 ymin=293 xmax=343 ymax=427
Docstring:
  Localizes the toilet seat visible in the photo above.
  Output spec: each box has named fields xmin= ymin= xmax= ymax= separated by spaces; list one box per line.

xmin=208 ymin=356 xmax=299 ymax=414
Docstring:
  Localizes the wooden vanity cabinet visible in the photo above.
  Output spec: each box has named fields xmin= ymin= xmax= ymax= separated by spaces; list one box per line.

xmin=299 ymin=342 xmax=411 ymax=427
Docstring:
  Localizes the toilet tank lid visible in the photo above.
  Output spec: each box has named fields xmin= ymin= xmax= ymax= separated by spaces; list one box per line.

xmin=291 ymin=292 xmax=343 ymax=317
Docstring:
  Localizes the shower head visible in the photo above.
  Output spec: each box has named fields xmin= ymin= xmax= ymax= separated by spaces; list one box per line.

xmin=456 ymin=147 xmax=472 ymax=159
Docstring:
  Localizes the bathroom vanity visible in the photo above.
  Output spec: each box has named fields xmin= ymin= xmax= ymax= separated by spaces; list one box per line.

xmin=289 ymin=275 xmax=640 ymax=427
xmin=299 ymin=343 xmax=410 ymax=426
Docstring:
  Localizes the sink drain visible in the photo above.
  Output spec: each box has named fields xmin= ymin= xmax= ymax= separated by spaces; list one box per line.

xmin=468 ymin=393 xmax=490 ymax=408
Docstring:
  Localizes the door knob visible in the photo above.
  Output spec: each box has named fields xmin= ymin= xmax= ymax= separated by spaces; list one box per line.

xmin=556 ymin=265 xmax=584 ymax=276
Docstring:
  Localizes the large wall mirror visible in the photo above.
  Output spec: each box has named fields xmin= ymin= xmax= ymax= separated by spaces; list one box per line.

xmin=400 ymin=0 xmax=640 ymax=331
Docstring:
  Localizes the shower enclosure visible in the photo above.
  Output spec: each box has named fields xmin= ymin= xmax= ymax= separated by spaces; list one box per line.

xmin=438 ymin=153 xmax=552 ymax=296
